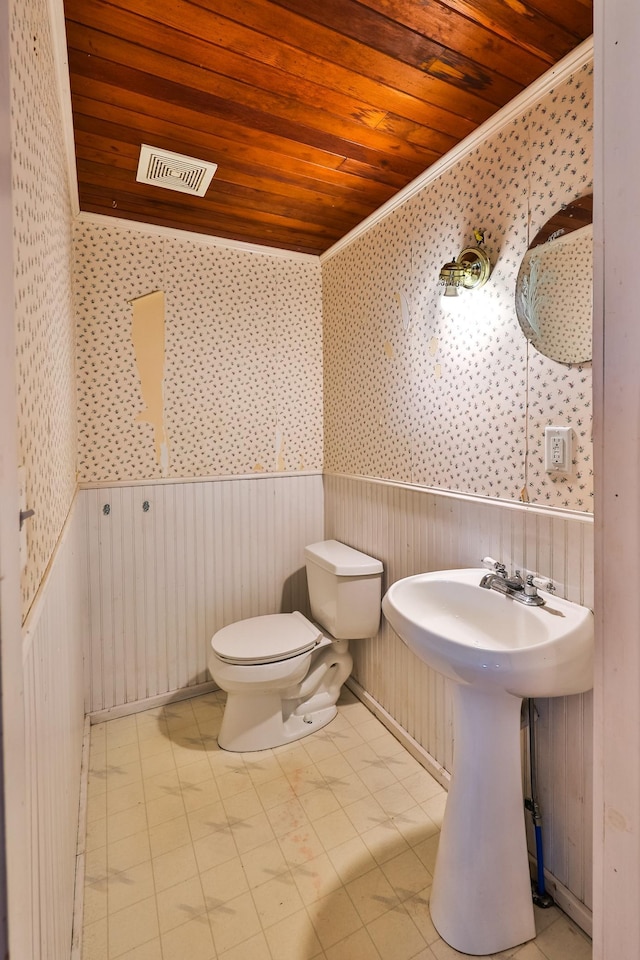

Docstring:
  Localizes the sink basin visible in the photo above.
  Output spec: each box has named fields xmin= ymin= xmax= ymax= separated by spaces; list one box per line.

xmin=382 ymin=568 xmax=594 ymax=956
xmin=382 ymin=567 xmax=593 ymax=698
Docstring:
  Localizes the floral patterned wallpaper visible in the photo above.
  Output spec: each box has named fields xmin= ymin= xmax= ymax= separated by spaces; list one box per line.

xmin=323 ymin=63 xmax=593 ymax=513
xmin=12 ymin=0 xmax=77 ymax=616
xmin=74 ymin=225 xmax=323 ymax=482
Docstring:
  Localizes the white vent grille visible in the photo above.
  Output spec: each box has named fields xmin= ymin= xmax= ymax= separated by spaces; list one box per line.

xmin=136 ymin=145 xmax=217 ymax=197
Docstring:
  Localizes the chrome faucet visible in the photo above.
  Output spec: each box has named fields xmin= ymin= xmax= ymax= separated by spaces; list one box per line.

xmin=479 ymin=565 xmax=547 ymax=606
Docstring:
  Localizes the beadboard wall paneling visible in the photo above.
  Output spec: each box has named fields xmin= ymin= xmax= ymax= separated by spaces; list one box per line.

xmin=83 ymin=474 xmax=324 ymax=713
xmin=22 ymin=497 xmax=86 ymax=959
xmin=324 ymin=473 xmax=593 ymax=912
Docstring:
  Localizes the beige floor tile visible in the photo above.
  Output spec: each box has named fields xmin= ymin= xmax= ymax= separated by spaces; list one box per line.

xmin=401 ymin=769 xmax=446 ymax=805
xmin=106 ymin=781 xmax=146 ymax=817
xmin=376 ymin=781 xmax=417 ymax=816
xmin=182 ymin=778 xmax=222 ymax=813
xmin=328 ymin=770 xmax=371 ymax=807
xmin=222 ymin=784 xmax=263 ymax=822
xmin=414 ymin=835 xmax=439 ymax=876
xmin=83 ymin=693 xmax=592 ymax=960
xmin=367 ymin=906 xmax=428 ymax=960
xmin=360 ymin=820 xmax=411 ymax=865
xmin=149 ymin=814 xmax=192 ymax=857
xmin=307 ymin=886 xmax=364 ymax=949
xmin=265 ymin=797 xmax=310 ymax=838
xmin=313 ymin=809 xmax=359 ymax=851
xmin=208 ymin=890 xmax=262 ymax=954
xmin=113 ymin=939 xmax=162 ymax=960
xmin=298 ymin=785 xmax=341 ymax=820
xmin=286 ymin=763 xmax=327 ymax=798
xmin=85 ymin=845 xmax=108 ymax=886
xmin=156 ymin=875 xmax=207 ymax=932
xmin=533 ymin=914 xmax=592 ymax=960
xmin=344 ymin=794 xmax=388 ymax=834
xmin=82 ymin=917 xmax=108 ymax=960
xmin=402 ymin=889 xmax=438 ymax=946
xmin=141 ymin=769 xmax=181 ymax=803
xmin=240 ymin=838 xmax=289 ymax=888
xmin=255 ymin=773 xmax=297 ymax=810
xmin=145 ymin=791 xmax=185 ymax=828
xmin=188 ymin=799 xmax=229 ymax=840
xmin=325 ymin=926 xmax=383 ymax=960
xmin=200 ymin=855 xmax=248 ymax=907
xmin=107 ymin=861 xmax=155 ymax=915
xmin=219 ymin=931 xmax=273 ymax=960
xmin=252 ymin=870 xmax=305 ymax=927
xmin=263 ymin=906 xmax=324 ymax=960
xmin=381 ymin=849 xmax=433 ymax=900
xmin=177 ymin=758 xmax=216 ymax=787
xmin=83 ymin=881 xmax=108 ymax=925
xmin=291 ymin=852 xmax=343 ymax=904
xmin=152 ymin=841 xmax=199 ymax=892
xmin=107 ymin=895 xmax=159 ymax=958
xmin=107 ymin=830 xmax=151 ymax=875
xmin=107 ymin=803 xmax=147 ymax=843
xmin=216 ymin=768 xmax=254 ymax=799
xmin=512 ymin=944 xmax=548 ymax=960
xmin=193 ymin=827 xmax=239 ymax=872
xmin=230 ymin=810 xmax=276 ymax=854
xmin=392 ymin=806 xmax=439 ymax=847
xmin=278 ymin=823 xmax=327 ymax=867
xmin=161 ymin=915 xmax=215 ymax=960
xmin=346 ymin=866 xmax=400 ymax=923
xmin=87 ymin=792 xmax=108 ymax=824
xmin=141 ymin=750 xmax=176 ymax=780
xmin=327 ymin=835 xmax=379 ymax=883
xmin=86 ymin=817 xmax=107 ymax=852
xmin=422 ymin=793 xmax=447 ymax=829
xmin=106 ymin=759 xmax=143 ymax=793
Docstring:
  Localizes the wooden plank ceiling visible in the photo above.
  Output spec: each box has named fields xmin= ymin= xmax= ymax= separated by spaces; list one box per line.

xmin=64 ymin=0 xmax=593 ymax=255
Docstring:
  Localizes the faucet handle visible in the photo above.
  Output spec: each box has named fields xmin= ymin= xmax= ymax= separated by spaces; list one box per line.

xmin=530 ymin=575 xmax=555 ymax=593
xmin=481 ymin=557 xmax=506 ymax=575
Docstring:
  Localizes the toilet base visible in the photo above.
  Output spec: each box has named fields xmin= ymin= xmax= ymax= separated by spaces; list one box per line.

xmin=218 ymin=691 xmax=336 ymax=752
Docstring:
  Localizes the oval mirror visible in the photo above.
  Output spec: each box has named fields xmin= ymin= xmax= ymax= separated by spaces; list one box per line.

xmin=515 ymin=194 xmax=592 ymax=365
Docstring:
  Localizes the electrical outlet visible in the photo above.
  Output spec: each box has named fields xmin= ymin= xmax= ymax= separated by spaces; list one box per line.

xmin=544 ymin=426 xmax=572 ymax=473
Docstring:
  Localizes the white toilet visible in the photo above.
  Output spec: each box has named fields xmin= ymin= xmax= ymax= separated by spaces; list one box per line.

xmin=208 ymin=540 xmax=383 ymax=752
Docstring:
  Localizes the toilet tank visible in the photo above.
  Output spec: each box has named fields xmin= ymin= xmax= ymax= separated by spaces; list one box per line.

xmin=304 ymin=540 xmax=383 ymax=640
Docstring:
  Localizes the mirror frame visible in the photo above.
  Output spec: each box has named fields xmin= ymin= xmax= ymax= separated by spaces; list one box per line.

xmin=515 ymin=194 xmax=593 ymax=365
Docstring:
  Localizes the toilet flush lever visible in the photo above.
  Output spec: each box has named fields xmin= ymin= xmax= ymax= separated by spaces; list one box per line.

xmin=19 ymin=508 xmax=35 ymax=531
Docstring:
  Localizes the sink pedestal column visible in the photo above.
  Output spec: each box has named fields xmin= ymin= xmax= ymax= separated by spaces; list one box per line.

xmin=429 ymin=685 xmax=536 ymax=955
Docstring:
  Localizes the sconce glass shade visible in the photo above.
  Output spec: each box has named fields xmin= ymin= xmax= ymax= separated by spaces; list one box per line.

xmin=439 ymin=246 xmax=491 ymax=295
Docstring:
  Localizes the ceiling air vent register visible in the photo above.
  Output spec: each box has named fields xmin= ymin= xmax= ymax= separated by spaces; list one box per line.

xmin=136 ymin=145 xmax=217 ymax=197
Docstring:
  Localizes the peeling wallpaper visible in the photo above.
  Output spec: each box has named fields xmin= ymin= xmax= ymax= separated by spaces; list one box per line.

xmin=74 ymin=226 xmax=323 ymax=482
xmin=323 ymin=63 xmax=593 ymax=512
xmin=11 ymin=0 xmax=77 ymax=616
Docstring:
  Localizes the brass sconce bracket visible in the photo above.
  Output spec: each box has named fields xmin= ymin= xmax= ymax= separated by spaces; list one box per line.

xmin=439 ymin=237 xmax=491 ymax=296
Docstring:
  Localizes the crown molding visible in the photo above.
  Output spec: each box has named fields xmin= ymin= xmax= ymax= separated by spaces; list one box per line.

xmin=320 ymin=36 xmax=594 ymax=264
xmin=74 ymin=212 xmax=320 ymax=262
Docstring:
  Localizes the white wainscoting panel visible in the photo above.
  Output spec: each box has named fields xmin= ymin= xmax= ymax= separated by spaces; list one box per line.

xmin=22 ymin=495 xmax=86 ymax=960
xmin=324 ymin=473 xmax=594 ymax=915
xmin=82 ymin=474 xmax=324 ymax=714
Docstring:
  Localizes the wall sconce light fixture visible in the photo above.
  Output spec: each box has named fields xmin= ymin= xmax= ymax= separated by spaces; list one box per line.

xmin=439 ymin=231 xmax=491 ymax=297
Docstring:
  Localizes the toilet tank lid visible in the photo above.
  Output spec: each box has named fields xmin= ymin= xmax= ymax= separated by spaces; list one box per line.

xmin=305 ymin=540 xmax=383 ymax=576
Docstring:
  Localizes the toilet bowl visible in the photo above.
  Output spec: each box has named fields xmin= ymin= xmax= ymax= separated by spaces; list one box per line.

xmin=208 ymin=540 xmax=383 ymax=752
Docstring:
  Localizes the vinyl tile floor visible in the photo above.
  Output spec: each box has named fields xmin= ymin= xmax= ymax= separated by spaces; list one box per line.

xmin=82 ymin=690 xmax=592 ymax=960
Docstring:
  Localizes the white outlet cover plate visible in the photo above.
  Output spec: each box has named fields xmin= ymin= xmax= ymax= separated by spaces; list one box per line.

xmin=544 ymin=425 xmax=573 ymax=473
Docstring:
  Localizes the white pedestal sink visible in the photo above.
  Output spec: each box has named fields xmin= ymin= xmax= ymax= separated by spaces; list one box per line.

xmin=382 ymin=568 xmax=594 ymax=956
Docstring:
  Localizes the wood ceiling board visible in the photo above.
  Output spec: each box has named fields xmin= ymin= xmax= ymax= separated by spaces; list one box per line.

xmin=64 ymin=0 xmax=593 ymax=253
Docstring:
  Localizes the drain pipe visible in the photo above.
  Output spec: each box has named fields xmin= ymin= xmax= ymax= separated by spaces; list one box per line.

xmin=525 ymin=698 xmax=554 ymax=908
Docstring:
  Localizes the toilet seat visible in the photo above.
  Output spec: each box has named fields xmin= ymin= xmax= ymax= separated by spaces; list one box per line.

xmin=212 ymin=611 xmax=322 ymax=665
